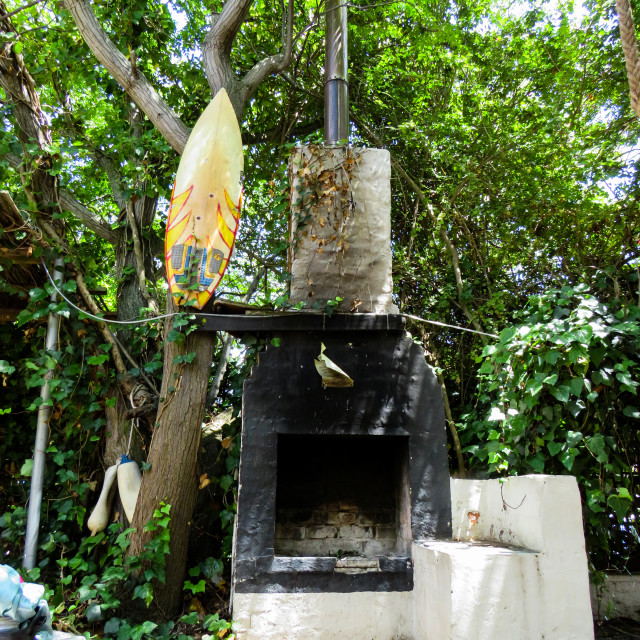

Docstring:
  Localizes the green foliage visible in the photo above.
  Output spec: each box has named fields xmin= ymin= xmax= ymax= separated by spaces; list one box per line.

xmin=1 ymin=0 xmax=640 ymax=631
xmin=1 ymin=297 xmax=111 ymax=565
xmin=462 ymin=284 xmax=640 ymax=570
xmin=47 ymin=503 xmax=170 ymax=622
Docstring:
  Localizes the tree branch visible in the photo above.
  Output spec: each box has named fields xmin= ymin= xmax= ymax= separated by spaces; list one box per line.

xmin=437 ymin=369 xmax=466 ymax=477
xmin=63 ymin=0 xmax=190 ymax=153
xmin=0 ymin=0 xmax=46 ymax=20
xmin=125 ymin=201 xmax=159 ymax=313
xmin=211 ymin=0 xmax=254 ymax=53
xmin=616 ymin=0 xmax=640 ymax=118
xmin=243 ymin=118 xmax=322 ymax=145
xmin=6 ymin=150 xmax=121 ymax=244
xmin=203 ymin=0 xmax=294 ymax=118
xmin=202 ymin=0 xmax=253 ymax=113
xmin=241 ymin=0 xmax=294 ymax=99
xmin=74 ymin=269 xmax=128 ymax=376
xmin=59 ymin=192 xmax=120 ymax=243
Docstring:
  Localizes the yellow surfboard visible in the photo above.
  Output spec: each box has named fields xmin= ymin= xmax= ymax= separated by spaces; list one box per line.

xmin=165 ymin=88 xmax=243 ymax=309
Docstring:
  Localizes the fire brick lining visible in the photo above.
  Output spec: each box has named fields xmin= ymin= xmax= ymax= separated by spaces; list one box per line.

xmin=274 ymin=434 xmax=410 ymax=558
xmin=233 ymin=326 xmax=452 ymax=594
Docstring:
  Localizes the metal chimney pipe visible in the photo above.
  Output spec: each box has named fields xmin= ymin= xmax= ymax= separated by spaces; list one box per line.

xmin=325 ymin=0 xmax=349 ymax=143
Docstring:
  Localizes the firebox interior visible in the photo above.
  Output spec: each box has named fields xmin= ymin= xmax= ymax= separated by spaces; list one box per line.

xmin=275 ymin=434 xmax=411 ymax=557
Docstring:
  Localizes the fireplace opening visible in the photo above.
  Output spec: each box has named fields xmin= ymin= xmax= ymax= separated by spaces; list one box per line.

xmin=274 ymin=434 xmax=411 ymax=558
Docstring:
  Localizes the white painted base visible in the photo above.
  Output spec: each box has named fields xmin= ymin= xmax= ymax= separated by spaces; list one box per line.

xmin=445 ymin=475 xmax=594 ymax=640
xmin=232 ymin=591 xmax=413 ymax=640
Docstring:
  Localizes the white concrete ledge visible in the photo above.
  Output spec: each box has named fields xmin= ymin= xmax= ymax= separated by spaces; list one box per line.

xmin=413 ymin=540 xmax=541 ymax=640
xmin=448 ymin=476 xmax=594 ymax=640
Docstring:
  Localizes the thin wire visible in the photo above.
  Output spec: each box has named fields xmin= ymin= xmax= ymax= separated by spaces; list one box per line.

xmin=42 ymin=259 xmax=179 ymax=325
xmin=401 ymin=313 xmax=499 ymax=339
xmin=42 ymin=260 xmax=499 ymax=338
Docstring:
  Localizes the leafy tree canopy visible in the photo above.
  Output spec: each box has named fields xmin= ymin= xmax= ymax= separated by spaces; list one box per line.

xmin=0 ymin=0 xmax=639 ymax=632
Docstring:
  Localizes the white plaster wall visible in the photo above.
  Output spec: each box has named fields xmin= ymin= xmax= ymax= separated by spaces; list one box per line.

xmin=449 ymin=475 xmax=594 ymax=640
xmin=413 ymin=541 xmax=542 ymax=640
xmin=591 ymin=574 xmax=640 ymax=621
xmin=233 ymin=591 xmax=413 ymax=640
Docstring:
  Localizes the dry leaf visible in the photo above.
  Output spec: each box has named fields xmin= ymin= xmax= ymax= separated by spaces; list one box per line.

xmin=314 ymin=343 xmax=354 ymax=388
xmin=199 ymin=473 xmax=210 ymax=489
xmin=189 ymin=597 xmax=206 ymax=622
xmin=221 ymin=436 xmax=232 ymax=449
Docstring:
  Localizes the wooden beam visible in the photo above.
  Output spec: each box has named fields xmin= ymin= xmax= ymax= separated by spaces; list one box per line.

xmin=195 ymin=312 xmax=405 ymax=334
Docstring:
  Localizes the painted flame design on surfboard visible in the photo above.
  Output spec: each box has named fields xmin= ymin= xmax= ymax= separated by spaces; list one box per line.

xmin=165 ymin=88 xmax=243 ymax=309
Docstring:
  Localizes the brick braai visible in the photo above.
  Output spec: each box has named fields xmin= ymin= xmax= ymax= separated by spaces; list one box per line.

xmin=231 ymin=314 xmax=451 ymax=595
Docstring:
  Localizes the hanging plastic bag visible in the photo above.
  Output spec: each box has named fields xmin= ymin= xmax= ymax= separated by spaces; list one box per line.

xmin=117 ymin=454 xmax=142 ymax=523
xmin=86 ymin=463 xmax=119 ymax=536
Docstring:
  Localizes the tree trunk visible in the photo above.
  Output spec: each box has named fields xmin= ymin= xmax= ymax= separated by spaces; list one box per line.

xmin=63 ymin=0 xmax=298 ymax=616
xmin=127 ymin=295 xmax=215 ymax=617
xmin=115 ymin=194 xmax=159 ymax=341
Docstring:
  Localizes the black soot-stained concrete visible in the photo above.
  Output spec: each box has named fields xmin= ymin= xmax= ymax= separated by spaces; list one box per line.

xmin=232 ymin=315 xmax=451 ymax=594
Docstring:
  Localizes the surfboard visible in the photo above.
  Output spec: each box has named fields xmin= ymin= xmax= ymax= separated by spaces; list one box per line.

xmin=165 ymin=88 xmax=243 ymax=309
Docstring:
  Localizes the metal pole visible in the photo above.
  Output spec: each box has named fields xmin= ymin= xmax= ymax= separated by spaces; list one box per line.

xmin=23 ymin=257 xmax=64 ymax=571
xmin=325 ymin=0 xmax=349 ymax=143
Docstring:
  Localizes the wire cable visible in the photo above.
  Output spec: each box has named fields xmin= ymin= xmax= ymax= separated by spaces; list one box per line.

xmin=401 ymin=313 xmax=499 ymax=339
xmin=42 ymin=259 xmax=500 ymax=338
xmin=42 ymin=259 xmax=180 ymax=325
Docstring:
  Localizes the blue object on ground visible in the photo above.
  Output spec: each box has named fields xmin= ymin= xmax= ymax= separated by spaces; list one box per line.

xmin=0 ymin=565 xmax=53 ymax=639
